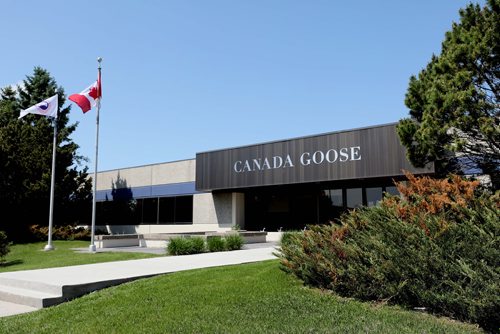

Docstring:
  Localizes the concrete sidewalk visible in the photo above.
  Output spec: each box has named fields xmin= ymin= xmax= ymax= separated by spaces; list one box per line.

xmin=0 ymin=245 xmax=278 ymax=318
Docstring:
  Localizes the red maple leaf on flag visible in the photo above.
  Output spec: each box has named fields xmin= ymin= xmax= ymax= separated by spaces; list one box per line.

xmin=88 ymin=85 xmax=99 ymax=100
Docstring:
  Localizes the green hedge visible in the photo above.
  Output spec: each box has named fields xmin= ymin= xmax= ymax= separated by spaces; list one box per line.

xmin=167 ymin=237 xmax=206 ymax=255
xmin=225 ymin=234 xmax=244 ymax=250
xmin=168 ymin=234 xmax=244 ymax=255
xmin=207 ymin=236 xmax=226 ymax=252
xmin=279 ymin=175 xmax=500 ymax=331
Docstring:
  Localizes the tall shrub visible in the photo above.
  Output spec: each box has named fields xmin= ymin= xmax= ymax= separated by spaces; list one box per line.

xmin=279 ymin=174 xmax=500 ymax=331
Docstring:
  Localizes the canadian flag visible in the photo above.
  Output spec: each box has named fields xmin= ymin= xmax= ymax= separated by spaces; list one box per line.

xmin=69 ymin=71 xmax=102 ymax=113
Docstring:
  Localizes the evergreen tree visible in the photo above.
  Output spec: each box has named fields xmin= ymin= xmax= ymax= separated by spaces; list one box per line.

xmin=397 ymin=0 xmax=499 ymax=189
xmin=0 ymin=67 xmax=91 ymax=240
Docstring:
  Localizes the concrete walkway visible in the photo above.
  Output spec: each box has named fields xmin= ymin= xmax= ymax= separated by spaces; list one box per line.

xmin=0 ymin=245 xmax=278 ymax=318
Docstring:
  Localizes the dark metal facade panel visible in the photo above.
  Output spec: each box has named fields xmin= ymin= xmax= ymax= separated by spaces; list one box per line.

xmin=195 ymin=124 xmax=434 ymax=191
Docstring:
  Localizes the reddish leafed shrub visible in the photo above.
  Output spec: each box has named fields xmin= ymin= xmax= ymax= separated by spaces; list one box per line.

xmin=279 ymin=173 xmax=500 ymax=331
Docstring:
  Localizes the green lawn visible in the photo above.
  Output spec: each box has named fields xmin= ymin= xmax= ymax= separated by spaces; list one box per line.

xmin=0 ymin=260 xmax=481 ymax=334
xmin=0 ymin=241 xmax=161 ymax=272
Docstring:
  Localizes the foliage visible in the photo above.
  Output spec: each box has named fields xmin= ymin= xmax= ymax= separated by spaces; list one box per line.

xmin=189 ymin=237 xmax=206 ymax=254
xmin=0 ymin=68 xmax=92 ymax=241
xmin=397 ymin=0 xmax=500 ymax=189
xmin=279 ymin=173 xmax=500 ymax=331
xmin=279 ymin=231 xmax=302 ymax=248
xmin=28 ymin=224 xmax=91 ymax=241
xmin=225 ymin=234 xmax=244 ymax=251
xmin=0 ymin=231 xmax=11 ymax=263
xmin=168 ymin=234 xmax=244 ymax=255
xmin=167 ymin=237 xmax=206 ymax=255
xmin=207 ymin=236 xmax=226 ymax=252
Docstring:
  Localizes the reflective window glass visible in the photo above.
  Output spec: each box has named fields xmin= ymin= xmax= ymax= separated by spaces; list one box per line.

xmin=385 ymin=186 xmax=399 ymax=196
xmin=330 ymin=189 xmax=343 ymax=207
xmin=175 ymin=196 xmax=193 ymax=224
xmin=158 ymin=197 xmax=175 ymax=223
xmin=346 ymin=188 xmax=363 ymax=208
xmin=142 ymin=198 xmax=158 ymax=223
xmin=366 ymin=187 xmax=383 ymax=207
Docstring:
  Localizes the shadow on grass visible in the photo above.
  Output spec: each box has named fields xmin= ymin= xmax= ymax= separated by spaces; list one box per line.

xmin=0 ymin=259 xmax=23 ymax=267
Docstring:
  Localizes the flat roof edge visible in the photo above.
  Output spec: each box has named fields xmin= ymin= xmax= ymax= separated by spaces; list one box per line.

xmin=196 ymin=122 xmax=400 ymax=155
xmin=95 ymin=157 xmax=196 ymax=174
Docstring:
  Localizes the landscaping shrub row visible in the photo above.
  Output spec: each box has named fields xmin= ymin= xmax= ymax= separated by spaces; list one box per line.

xmin=29 ymin=224 xmax=92 ymax=241
xmin=279 ymin=173 xmax=500 ymax=331
xmin=167 ymin=234 xmax=244 ymax=255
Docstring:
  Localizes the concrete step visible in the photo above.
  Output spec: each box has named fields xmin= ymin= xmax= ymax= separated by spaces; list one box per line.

xmin=0 ymin=284 xmax=62 ymax=309
xmin=0 ymin=300 xmax=38 ymax=317
xmin=0 ymin=277 xmax=62 ymax=295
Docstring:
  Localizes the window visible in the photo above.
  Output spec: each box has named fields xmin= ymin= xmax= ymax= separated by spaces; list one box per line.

xmin=142 ymin=198 xmax=158 ymax=224
xmin=135 ymin=199 xmax=144 ymax=224
xmin=175 ymin=196 xmax=193 ymax=224
xmin=346 ymin=188 xmax=363 ymax=209
xmin=329 ymin=189 xmax=343 ymax=207
xmin=98 ymin=195 xmax=193 ymax=225
xmin=158 ymin=197 xmax=175 ymax=223
xmin=366 ymin=187 xmax=383 ymax=207
xmin=157 ymin=196 xmax=193 ymax=224
xmin=384 ymin=186 xmax=399 ymax=196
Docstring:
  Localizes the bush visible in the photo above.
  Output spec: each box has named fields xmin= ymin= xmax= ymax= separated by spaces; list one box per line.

xmin=225 ymin=234 xmax=244 ymax=250
xmin=279 ymin=173 xmax=500 ymax=331
xmin=189 ymin=237 xmax=206 ymax=254
xmin=29 ymin=224 xmax=49 ymax=241
xmin=28 ymin=224 xmax=91 ymax=241
xmin=280 ymin=231 xmax=301 ymax=247
xmin=167 ymin=237 xmax=205 ymax=255
xmin=207 ymin=236 xmax=226 ymax=252
xmin=0 ymin=231 xmax=11 ymax=263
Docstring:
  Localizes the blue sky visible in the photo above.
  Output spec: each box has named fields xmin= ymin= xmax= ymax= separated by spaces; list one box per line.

xmin=0 ymin=0 xmax=484 ymax=171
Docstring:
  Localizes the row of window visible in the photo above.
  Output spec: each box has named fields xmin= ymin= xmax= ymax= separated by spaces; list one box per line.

xmin=323 ymin=185 xmax=399 ymax=209
xmin=95 ymin=186 xmax=399 ymax=226
xmin=97 ymin=195 xmax=193 ymax=225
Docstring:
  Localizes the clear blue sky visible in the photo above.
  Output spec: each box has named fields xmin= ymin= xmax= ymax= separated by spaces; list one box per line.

xmin=0 ymin=0 xmax=484 ymax=172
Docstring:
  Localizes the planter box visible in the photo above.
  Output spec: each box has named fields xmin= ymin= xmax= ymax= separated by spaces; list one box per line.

xmin=96 ymin=234 xmax=140 ymax=248
xmin=206 ymin=231 xmax=267 ymax=244
xmin=96 ymin=230 xmax=267 ymax=249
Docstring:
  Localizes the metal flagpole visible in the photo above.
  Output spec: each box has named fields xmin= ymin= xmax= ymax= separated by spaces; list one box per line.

xmin=44 ymin=115 xmax=58 ymax=251
xmin=89 ymin=57 xmax=102 ymax=253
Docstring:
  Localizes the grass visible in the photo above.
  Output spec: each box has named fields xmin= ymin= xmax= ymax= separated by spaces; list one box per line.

xmin=0 ymin=260 xmax=481 ymax=333
xmin=0 ymin=241 xmax=161 ymax=273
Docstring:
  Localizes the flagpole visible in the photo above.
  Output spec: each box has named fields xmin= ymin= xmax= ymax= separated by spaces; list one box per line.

xmin=44 ymin=115 xmax=58 ymax=251
xmin=89 ymin=57 xmax=102 ymax=253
